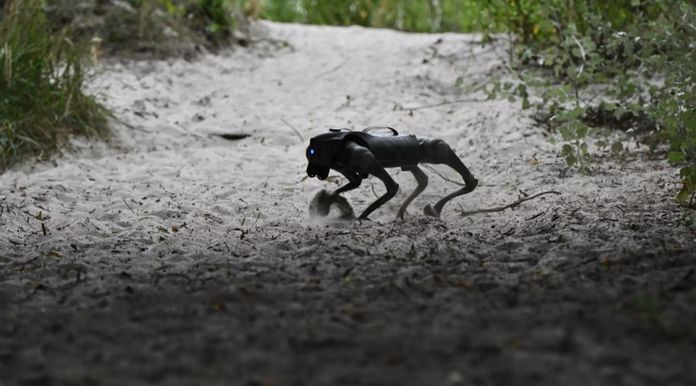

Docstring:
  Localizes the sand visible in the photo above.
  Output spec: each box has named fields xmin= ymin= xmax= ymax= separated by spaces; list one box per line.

xmin=1 ymin=22 xmax=695 ymax=386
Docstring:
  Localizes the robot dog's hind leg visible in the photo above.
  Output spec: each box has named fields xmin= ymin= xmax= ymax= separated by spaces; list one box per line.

xmin=420 ymin=139 xmax=478 ymax=218
xmin=397 ymin=166 xmax=428 ymax=220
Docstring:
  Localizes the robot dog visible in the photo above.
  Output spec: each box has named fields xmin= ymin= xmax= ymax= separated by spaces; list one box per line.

xmin=306 ymin=127 xmax=478 ymax=220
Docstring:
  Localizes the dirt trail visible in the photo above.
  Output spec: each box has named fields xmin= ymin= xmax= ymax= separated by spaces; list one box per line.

xmin=1 ymin=22 xmax=695 ymax=386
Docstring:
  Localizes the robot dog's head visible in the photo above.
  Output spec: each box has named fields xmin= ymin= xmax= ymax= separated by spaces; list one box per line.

xmin=306 ymin=162 xmax=330 ymax=180
xmin=306 ymin=129 xmax=350 ymax=180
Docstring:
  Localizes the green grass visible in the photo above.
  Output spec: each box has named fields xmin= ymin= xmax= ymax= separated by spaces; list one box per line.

xmin=0 ymin=0 xmax=108 ymax=170
xmin=258 ymin=0 xmax=503 ymax=33
xmin=254 ymin=0 xmax=638 ymax=35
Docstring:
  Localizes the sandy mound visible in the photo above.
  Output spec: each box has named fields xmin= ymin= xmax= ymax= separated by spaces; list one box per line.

xmin=0 ymin=22 xmax=694 ymax=386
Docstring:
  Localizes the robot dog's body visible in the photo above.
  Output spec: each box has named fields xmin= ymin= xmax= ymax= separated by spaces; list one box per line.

xmin=306 ymin=127 xmax=478 ymax=220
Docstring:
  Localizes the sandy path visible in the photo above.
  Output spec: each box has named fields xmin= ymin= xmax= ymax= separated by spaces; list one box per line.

xmin=1 ymin=22 xmax=695 ymax=386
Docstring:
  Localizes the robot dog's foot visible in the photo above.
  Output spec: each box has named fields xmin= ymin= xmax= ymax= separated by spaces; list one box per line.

xmin=423 ymin=204 xmax=440 ymax=218
xmin=396 ymin=210 xmax=406 ymax=221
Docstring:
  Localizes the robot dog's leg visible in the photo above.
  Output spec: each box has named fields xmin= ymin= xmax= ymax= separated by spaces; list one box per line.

xmin=332 ymin=167 xmax=362 ymax=196
xmin=397 ymin=166 xmax=428 ymax=220
xmin=420 ymin=139 xmax=478 ymax=218
xmin=339 ymin=142 xmax=399 ymax=220
xmin=360 ymin=163 xmax=399 ymax=220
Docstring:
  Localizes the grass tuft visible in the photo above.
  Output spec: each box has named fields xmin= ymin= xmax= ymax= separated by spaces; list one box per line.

xmin=0 ymin=0 xmax=108 ymax=170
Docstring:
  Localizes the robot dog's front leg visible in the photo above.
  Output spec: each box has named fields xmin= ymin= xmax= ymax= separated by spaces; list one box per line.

xmin=332 ymin=167 xmax=362 ymax=196
xmin=336 ymin=142 xmax=399 ymax=220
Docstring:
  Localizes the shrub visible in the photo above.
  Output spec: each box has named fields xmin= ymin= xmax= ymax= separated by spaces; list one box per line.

xmin=0 ymin=0 xmax=108 ymax=170
xmin=479 ymin=0 xmax=695 ymax=205
xmin=185 ymin=0 xmax=236 ymax=46
xmin=43 ymin=0 xmax=241 ymax=58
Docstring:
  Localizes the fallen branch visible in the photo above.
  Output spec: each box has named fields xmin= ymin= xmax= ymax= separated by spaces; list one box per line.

xmin=458 ymin=191 xmax=561 ymax=216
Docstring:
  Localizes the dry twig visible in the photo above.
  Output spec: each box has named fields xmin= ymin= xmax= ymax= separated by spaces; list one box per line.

xmin=122 ymin=197 xmax=136 ymax=214
xmin=458 ymin=191 xmax=561 ymax=216
xmin=400 ymin=98 xmax=485 ymax=111
xmin=281 ymin=117 xmax=304 ymax=142
xmin=317 ymin=58 xmax=348 ymax=78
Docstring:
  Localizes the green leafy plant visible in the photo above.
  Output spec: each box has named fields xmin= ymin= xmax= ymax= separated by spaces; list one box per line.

xmin=187 ymin=0 xmax=236 ymax=45
xmin=474 ymin=0 xmax=696 ymax=204
xmin=556 ymin=110 xmax=591 ymax=171
xmin=0 ymin=0 xmax=108 ymax=169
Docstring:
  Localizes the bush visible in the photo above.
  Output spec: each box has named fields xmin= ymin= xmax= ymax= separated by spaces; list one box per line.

xmin=479 ymin=0 xmax=696 ymax=205
xmin=0 ymin=0 xmax=108 ymax=170
xmin=43 ymin=0 xmax=241 ymax=59
xmin=184 ymin=0 xmax=237 ymax=46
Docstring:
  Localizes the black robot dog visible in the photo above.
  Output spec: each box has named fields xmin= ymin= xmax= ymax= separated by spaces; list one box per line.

xmin=306 ymin=127 xmax=478 ymax=220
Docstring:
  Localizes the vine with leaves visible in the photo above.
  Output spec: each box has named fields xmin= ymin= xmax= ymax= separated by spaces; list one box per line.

xmin=476 ymin=0 xmax=695 ymax=206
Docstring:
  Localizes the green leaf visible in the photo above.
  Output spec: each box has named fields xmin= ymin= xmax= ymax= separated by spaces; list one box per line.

xmin=680 ymin=166 xmax=696 ymax=180
xmin=565 ymin=153 xmax=577 ymax=167
xmin=676 ymin=187 xmax=690 ymax=203
xmin=522 ymin=97 xmax=531 ymax=110
xmin=683 ymin=111 xmax=696 ymax=131
xmin=668 ymin=151 xmax=685 ymax=163
xmin=573 ymin=122 xmax=589 ymax=138
xmin=561 ymin=106 xmax=585 ymax=121
xmin=559 ymin=125 xmax=574 ymax=141
xmin=611 ymin=141 xmax=624 ymax=155
xmin=601 ymin=102 xmax=617 ymax=112
xmin=516 ymin=83 xmax=528 ymax=98
xmin=561 ymin=144 xmax=574 ymax=157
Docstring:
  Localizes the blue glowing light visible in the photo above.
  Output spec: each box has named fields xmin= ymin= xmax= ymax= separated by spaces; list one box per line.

xmin=309 ymin=148 xmax=316 ymax=156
